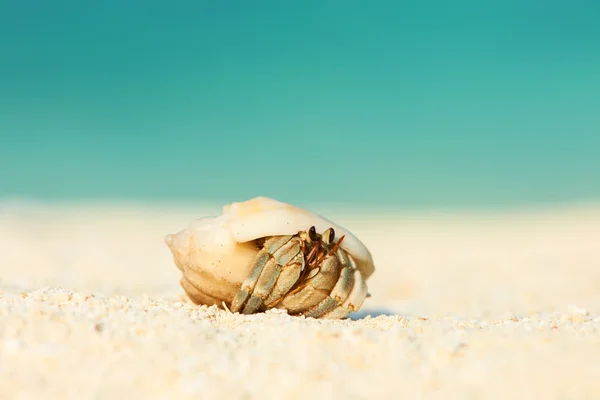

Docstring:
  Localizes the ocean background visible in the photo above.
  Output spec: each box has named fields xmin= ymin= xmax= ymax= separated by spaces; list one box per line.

xmin=1 ymin=1 xmax=599 ymax=210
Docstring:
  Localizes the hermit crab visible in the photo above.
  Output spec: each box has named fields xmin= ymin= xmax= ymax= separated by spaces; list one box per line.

xmin=164 ymin=197 xmax=375 ymax=319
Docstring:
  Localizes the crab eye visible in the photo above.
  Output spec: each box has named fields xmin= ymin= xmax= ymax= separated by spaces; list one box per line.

xmin=308 ymin=226 xmax=318 ymax=241
xmin=322 ymin=227 xmax=335 ymax=244
xmin=327 ymin=227 xmax=335 ymax=243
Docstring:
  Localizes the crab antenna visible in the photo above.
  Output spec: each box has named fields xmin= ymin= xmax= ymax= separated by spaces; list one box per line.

xmin=305 ymin=244 xmax=316 ymax=264
xmin=305 ymin=240 xmax=321 ymax=267
xmin=329 ymin=234 xmax=346 ymax=254
xmin=316 ymin=234 xmax=346 ymax=264
xmin=313 ymin=240 xmax=322 ymax=267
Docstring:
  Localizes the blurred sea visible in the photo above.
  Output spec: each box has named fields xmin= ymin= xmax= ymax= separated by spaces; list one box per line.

xmin=1 ymin=1 xmax=599 ymax=210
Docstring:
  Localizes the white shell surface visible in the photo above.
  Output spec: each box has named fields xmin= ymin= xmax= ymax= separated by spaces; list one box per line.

xmin=164 ymin=214 xmax=259 ymax=287
xmin=221 ymin=197 xmax=374 ymax=279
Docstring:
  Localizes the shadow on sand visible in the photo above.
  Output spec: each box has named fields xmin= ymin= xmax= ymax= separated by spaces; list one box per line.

xmin=347 ymin=307 xmax=399 ymax=321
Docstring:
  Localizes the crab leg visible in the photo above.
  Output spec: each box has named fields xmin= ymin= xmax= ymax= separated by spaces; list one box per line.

xmin=306 ymin=248 xmax=368 ymax=319
xmin=230 ymin=235 xmax=304 ymax=315
xmin=278 ymin=243 xmax=367 ymax=319
xmin=302 ymin=265 xmax=353 ymax=318
xmin=317 ymin=268 xmax=368 ymax=319
xmin=276 ymin=252 xmax=340 ymax=315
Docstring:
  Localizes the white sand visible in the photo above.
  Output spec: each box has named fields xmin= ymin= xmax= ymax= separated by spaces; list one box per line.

xmin=1 ymin=201 xmax=599 ymax=399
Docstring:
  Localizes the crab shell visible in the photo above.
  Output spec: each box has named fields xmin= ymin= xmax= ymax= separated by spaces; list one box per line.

xmin=164 ymin=196 xmax=375 ymax=309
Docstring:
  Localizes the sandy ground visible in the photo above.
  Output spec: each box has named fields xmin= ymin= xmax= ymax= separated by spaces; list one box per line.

xmin=1 ymin=201 xmax=599 ymax=399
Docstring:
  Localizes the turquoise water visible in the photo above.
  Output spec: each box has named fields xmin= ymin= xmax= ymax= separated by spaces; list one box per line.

xmin=1 ymin=1 xmax=599 ymax=208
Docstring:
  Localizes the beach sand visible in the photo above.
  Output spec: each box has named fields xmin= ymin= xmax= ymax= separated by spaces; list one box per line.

xmin=1 ymin=201 xmax=599 ymax=399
